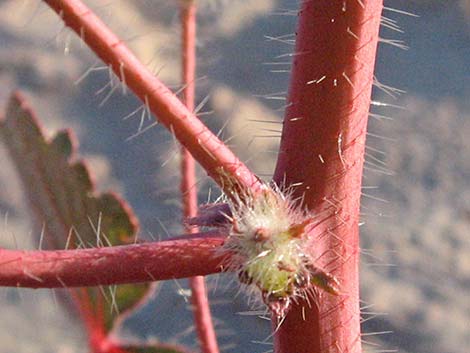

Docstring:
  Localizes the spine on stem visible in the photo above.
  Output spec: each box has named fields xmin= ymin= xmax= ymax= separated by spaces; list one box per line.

xmin=273 ymin=1 xmax=383 ymax=353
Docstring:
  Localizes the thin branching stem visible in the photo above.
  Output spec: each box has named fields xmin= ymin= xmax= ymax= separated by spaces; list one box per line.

xmin=179 ymin=2 xmax=220 ymax=353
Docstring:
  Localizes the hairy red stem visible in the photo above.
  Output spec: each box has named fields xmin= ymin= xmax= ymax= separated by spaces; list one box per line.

xmin=0 ymin=233 xmax=226 ymax=288
xmin=273 ymin=1 xmax=383 ymax=353
xmin=43 ymin=0 xmax=262 ymax=194
xmin=179 ymin=2 xmax=220 ymax=353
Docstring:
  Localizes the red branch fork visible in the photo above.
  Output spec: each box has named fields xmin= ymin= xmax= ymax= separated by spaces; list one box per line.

xmin=4 ymin=1 xmax=386 ymax=352
xmin=273 ymin=1 xmax=383 ymax=353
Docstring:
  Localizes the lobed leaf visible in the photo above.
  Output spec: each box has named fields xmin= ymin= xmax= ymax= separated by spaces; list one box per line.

xmin=0 ymin=92 xmax=148 ymax=332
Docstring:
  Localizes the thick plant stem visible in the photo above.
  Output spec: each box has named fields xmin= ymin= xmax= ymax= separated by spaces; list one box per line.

xmin=179 ymin=2 xmax=220 ymax=353
xmin=43 ymin=0 xmax=263 ymax=194
xmin=273 ymin=1 xmax=383 ymax=353
xmin=0 ymin=233 xmax=226 ymax=288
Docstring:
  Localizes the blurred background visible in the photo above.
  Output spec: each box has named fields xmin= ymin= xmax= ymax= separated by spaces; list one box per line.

xmin=0 ymin=0 xmax=468 ymax=352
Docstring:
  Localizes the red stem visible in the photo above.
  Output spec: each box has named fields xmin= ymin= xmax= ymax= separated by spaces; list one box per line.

xmin=43 ymin=0 xmax=263 ymax=194
xmin=273 ymin=1 xmax=383 ymax=353
xmin=0 ymin=233 xmax=226 ymax=288
xmin=179 ymin=2 xmax=220 ymax=353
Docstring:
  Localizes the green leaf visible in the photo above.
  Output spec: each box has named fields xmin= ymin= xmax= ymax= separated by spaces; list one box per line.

xmin=0 ymin=93 xmax=138 ymax=250
xmin=0 ymin=92 xmax=149 ymax=331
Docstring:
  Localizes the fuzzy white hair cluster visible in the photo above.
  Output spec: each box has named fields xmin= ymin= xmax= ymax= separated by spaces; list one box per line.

xmin=221 ymin=184 xmax=338 ymax=319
